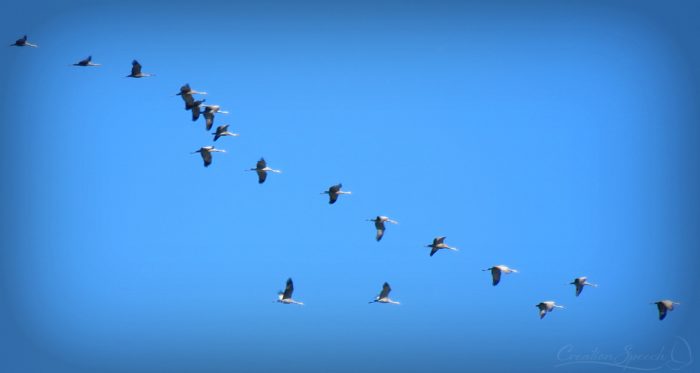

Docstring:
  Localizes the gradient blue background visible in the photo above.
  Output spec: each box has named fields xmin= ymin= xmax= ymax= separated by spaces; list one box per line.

xmin=1 ymin=1 xmax=698 ymax=372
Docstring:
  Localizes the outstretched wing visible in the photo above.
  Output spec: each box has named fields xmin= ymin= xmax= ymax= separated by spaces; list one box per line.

xmin=491 ymin=267 xmax=502 ymax=286
xmin=257 ymin=169 xmax=267 ymax=184
xmin=131 ymin=60 xmax=142 ymax=76
xmin=375 ymin=220 xmax=385 ymax=241
xmin=283 ymin=278 xmax=294 ymax=300
xmin=201 ymin=150 xmax=212 ymax=167
xmin=204 ymin=111 xmax=214 ymax=131
xmin=575 ymin=283 xmax=583 ymax=297
xmin=256 ymin=158 xmax=267 ymax=170
xmin=435 ymin=236 xmax=446 ymax=245
xmin=379 ymin=282 xmax=391 ymax=299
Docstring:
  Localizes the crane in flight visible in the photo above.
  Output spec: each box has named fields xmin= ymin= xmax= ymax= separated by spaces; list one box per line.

xmin=247 ymin=158 xmax=281 ymax=184
xmin=213 ymin=124 xmax=239 ymax=141
xmin=192 ymin=146 xmax=225 ymax=167
xmin=367 ymin=216 xmax=398 ymax=241
xmin=570 ymin=277 xmax=597 ymax=297
xmin=322 ymin=183 xmax=351 ymax=204
xmin=536 ymin=301 xmax=564 ymax=319
xmin=425 ymin=236 xmax=458 ymax=256
xmin=126 ymin=60 xmax=154 ymax=78
xmin=73 ymin=56 xmax=100 ymax=66
xmin=10 ymin=35 xmax=37 ymax=47
xmin=369 ymin=282 xmax=400 ymax=304
xmin=277 ymin=278 xmax=304 ymax=305
xmin=483 ymin=265 xmax=518 ymax=286
xmin=652 ymin=300 xmax=680 ymax=320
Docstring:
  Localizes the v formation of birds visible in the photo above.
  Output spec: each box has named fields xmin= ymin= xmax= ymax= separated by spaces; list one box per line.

xmin=10 ymin=34 xmax=681 ymax=321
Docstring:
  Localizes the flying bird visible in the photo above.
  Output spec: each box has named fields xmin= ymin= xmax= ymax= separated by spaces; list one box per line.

xmin=369 ymin=282 xmax=400 ymax=304
xmin=366 ymin=216 xmax=398 ymax=241
xmin=192 ymin=146 xmax=225 ymax=167
xmin=536 ymin=301 xmax=564 ymax=319
xmin=322 ymin=183 xmax=351 ymax=204
xmin=202 ymin=105 xmax=228 ymax=131
xmin=652 ymin=300 xmax=680 ymax=320
xmin=570 ymin=277 xmax=597 ymax=297
xmin=126 ymin=60 xmax=154 ymax=78
xmin=73 ymin=56 xmax=100 ymax=66
xmin=213 ymin=124 xmax=239 ymax=141
xmin=483 ymin=265 xmax=518 ymax=286
xmin=277 ymin=278 xmax=304 ymax=305
xmin=189 ymin=98 xmax=206 ymax=120
xmin=177 ymin=84 xmax=207 ymax=110
xmin=425 ymin=236 xmax=458 ymax=256
xmin=10 ymin=35 xmax=37 ymax=47
xmin=247 ymin=158 xmax=281 ymax=184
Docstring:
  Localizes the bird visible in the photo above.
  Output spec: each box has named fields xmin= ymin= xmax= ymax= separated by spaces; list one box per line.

xmin=570 ymin=277 xmax=597 ymax=297
xmin=213 ymin=124 xmax=239 ymax=141
xmin=369 ymin=282 xmax=400 ymax=304
xmin=202 ymin=105 xmax=228 ymax=131
xmin=177 ymin=84 xmax=207 ymax=110
xmin=247 ymin=158 xmax=281 ymax=184
xmin=425 ymin=236 xmax=458 ymax=256
xmin=322 ymin=183 xmax=351 ymax=204
xmin=652 ymin=300 xmax=680 ymax=320
xmin=191 ymin=146 xmax=225 ymax=167
xmin=277 ymin=278 xmax=304 ymax=305
xmin=126 ymin=60 xmax=154 ymax=78
xmin=10 ymin=35 xmax=37 ymax=47
xmin=483 ymin=265 xmax=518 ymax=286
xmin=73 ymin=56 xmax=100 ymax=66
xmin=536 ymin=301 xmax=564 ymax=319
xmin=366 ymin=216 xmax=398 ymax=241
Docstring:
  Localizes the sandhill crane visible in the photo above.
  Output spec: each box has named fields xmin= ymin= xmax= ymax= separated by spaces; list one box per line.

xmin=246 ymin=158 xmax=281 ymax=184
xmin=483 ymin=265 xmax=518 ymax=286
xmin=213 ymin=124 xmax=239 ymax=141
xmin=652 ymin=300 xmax=680 ymax=320
xmin=73 ymin=56 xmax=100 ymax=66
xmin=536 ymin=301 xmax=564 ymax=319
xmin=202 ymin=105 xmax=228 ymax=131
xmin=425 ymin=236 xmax=458 ymax=256
xmin=570 ymin=277 xmax=597 ymax=297
xmin=126 ymin=60 xmax=154 ymax=78
xmin=322 ymin=183 xmax=351 ymax=204
xmin=10 ymin=35 xmax=37 ymax=47
xmin=369 ymin=282 xmax=400 ymax=304
xmin=192 ymin=146 xmax=225 ymax=167
xmin=366 ymin=216 xmax=398 ymax=241
xmin=277 ymin=278 xmax=303 ymax=305
xmin=177 ymin=84 xmax=207 ymax=110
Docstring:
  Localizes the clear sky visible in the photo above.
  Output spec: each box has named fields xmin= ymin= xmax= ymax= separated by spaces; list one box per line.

xmin=1 ymin=1 xmax=699 ymax=372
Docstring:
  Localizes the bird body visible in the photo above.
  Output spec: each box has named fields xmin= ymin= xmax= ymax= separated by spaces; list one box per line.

xmin=247 ymin=157 xmax=281 ymax=184
xmin=570 ymin=276 xmax=597 ymax=297
xmin=192 ymin=146 xmax=225 ymax=167
xmin=483 ymin=265 xmax=518 ymax=286
xmin=426 ymin=236 xmax=458 ymax=256
xmin=10 ymin=35 xmax=37 ymax=47
xmin=367 ymin=216 xmax=398 ymax=241
xmin=73 ymin=56 xmax=100 ymax=66
xmin=369 ymin=282 xmax=400 ymax=304
xmin=653 ymin=300 xmax=680 ymax=320
xmin=126 ymin=60 xmax=154 ymax=78
xmin=322 ymin=183 xmax=351 ymax=204
xmin=277 ymin=278 xmax=304 ymax=305
xmin=536 ymin=301 xmax=564 ymax=319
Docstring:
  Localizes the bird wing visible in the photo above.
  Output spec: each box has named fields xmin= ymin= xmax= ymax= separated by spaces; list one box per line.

xmin=283 ymin=278 xmax=294 ymax=299
xmin=491 ymin=267 xmax=502 ymax=286
xmin=257 ymin=169 xmax=267 ymax=184
xmin=378 ymin=282 xmax=391 ymax=299
xmin=430 ymin=246 xmax=439 ymax=256
xmin=180 ymin=83 xmax=191 ymax=94
xmin=375 ymin=221 xmax=385 ymax=241
xmin=329 ymin=184 xmax=341 ymax=193
xmin=435 ymin=236 xmax=446 ymax=245
xmin=575 ymin=283 xmax=583 ymax=296
xmin=204 ymin=112 xmax=214 ymax=131
xmin=131 ymin=60 xmax=142 ymax=75
xmin=657 ymin=303 xmax=668 ymax=320
xmin=256 ymin=158 xmax=267 ymax=170
xmin=192 ymin=106 xmax=201 ymax=121
xmin=328 ymin=192 xmax=339 ymax=204
xmin=201 ymin=150 xmax=212 ymax=167
xmin=539 ymin=307 xmax=547 ymax=319
xmin=182 ymin=93 xmax=194 ymax=107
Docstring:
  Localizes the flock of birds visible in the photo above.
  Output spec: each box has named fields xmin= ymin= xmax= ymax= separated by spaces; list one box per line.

xmin=10 ymin=34 xmax=682 ymax=321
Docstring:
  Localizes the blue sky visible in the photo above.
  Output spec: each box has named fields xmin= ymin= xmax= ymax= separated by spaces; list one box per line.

xmin=1 ymin=1 xmax=699 ymax=372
